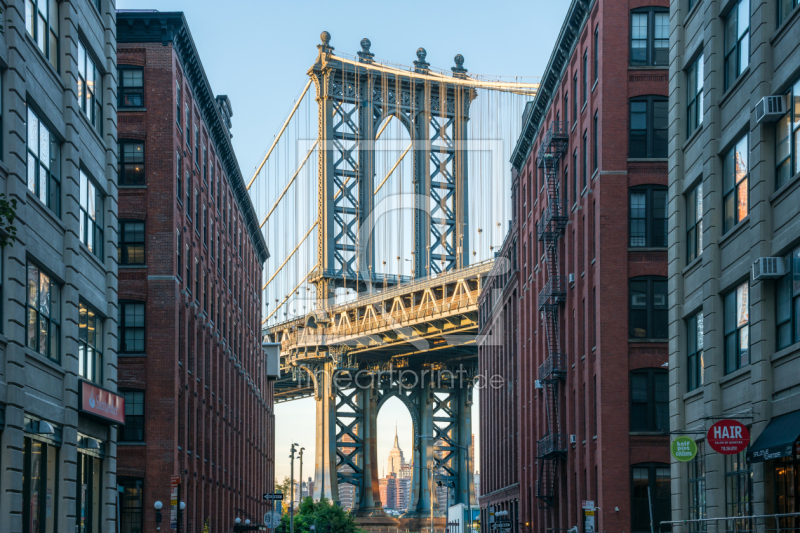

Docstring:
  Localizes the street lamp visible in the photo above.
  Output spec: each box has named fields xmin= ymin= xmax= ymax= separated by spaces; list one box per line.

xmin=418 ymin=435 xmax=474 ymax=533
xmin=290 ymin=443 xmax=300 ymax=533
xmin=298 ymin=447 xmax=306 ymax=502
xmin=235 ymin=517 xmax=242 ymax=525
xmin=154 ymin=501 xmax=163 ymax=531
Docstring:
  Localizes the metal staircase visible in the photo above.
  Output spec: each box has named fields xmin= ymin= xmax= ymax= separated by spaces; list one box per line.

xmin=535 ymin=121 xmax=569 ymax=507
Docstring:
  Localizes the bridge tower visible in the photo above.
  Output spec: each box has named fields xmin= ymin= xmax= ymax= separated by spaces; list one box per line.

xmin=310 ymin=32 xmax=474 ymax=306
xmin=299 ymin=33 xmax=477 ymax=522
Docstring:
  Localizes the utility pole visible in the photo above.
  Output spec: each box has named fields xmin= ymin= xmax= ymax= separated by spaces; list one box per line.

xmin=290 ymin=443 xmax=299 ymax=533
xmin=298 ymin=447 xmax=305 ymax=502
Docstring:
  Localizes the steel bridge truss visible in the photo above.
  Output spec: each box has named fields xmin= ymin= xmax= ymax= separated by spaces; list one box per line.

xmin=535 ymin=121 xmax=569 ymax=508
xmin=311 ymin=41 xmax=474 ymax=303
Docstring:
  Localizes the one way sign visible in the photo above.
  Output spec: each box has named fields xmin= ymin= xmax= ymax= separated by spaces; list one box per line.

xmin=263 ymin=493 xmax=284 ymax=501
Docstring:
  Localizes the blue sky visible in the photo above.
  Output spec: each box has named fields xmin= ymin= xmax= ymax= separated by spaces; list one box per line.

xmin=117 ymin=0 xmax=571 ymax=485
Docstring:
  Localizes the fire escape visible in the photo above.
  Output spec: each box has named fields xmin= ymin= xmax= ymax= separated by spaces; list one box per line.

xmin=535 ymin=121 xmax=569 ymax=507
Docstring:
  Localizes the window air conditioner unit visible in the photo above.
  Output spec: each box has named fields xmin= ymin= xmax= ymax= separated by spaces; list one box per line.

xmin=570 ymin=434 xmax=577 ymax=444
xmin=534 ymin=380 xmax=543 ymax=389
xmin=755 ymin=95 xmax=786 ymax=124
xmin=752 ymin=257 xmax=785 ymax=280
xmin=263 ymin=342 xmax=281 ymax=380
xmin=568 ymin=273 xmax=575 ymax=284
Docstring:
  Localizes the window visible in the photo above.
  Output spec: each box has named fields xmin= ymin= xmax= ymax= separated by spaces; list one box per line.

xmin=78 ymin=302 xmax=103 ymax=383
xmin=572 ymin=149 xmax=577 ymax=204
xmin=195 ymin=189 xmax=200 ymax=225
xmin=776 ymin=80 xmax=800 ymax=189
xmin=630 ymin=8 xmax=669 ymax=67
xmin=564 ymin=92 xmax=569 ymax=130
xmin=686 ymin=182 xmax=703 ymax=262
xmin=725 ymin=450 xmax=753 ymax=533
xmin=195 ymin=125 xmax=200 ymax=165
xmin=119 ymin=141 xmax=144 ymax=186
xmin=119 ymin=478 xmax=144 ymax=533
xmin=202 ymin=145 xmax=207 ymax=183
xmin=687 ymin=312 xmax=704 ymax=391
xmin=582 ymin=51 xmax=588 ymax=105
xmin=175 ymin=82 xmax=181 ymax=127
xmin=77 ymin=41 xmax=102 ymax=132
xmin=120 ymin=302 xmax=145 ymax=353
xmin=593 ymin=26 xmax=599 ymax=83
xmin=779 ymin=0 xmax=800 ymax=26
xmin=629 ymin=276 xmax=668 ymax=339
xmin=630 ymin=369 xmax=669 ymax=431
xmin=79 ymin=170 xmax=104 ymax=259
xmin=176 ymin=229 xmax=182 ymax=276
xmin=573 ymin=73 xmax=578 ymax=127
xmin=631 ymin=463 xmax=671 ymax=533
xmin=121 ymin=392 xmax=144 ymax=442
xmin=582 ymin=131 xmax=587 ymax=189
xmin=118 ymin=68 xmax=143 ymax=108
xmin=185 ymin=103 xmax=191 ymax=146
xmin=27 ymin=106 xmax=60 ymax=215
xmin=723 ymin=134 xmax=749 ymax=233
xmin=176 ymin=152 xmax=182 ymax=199
xmin=724 ymin=281 xmax=749 ymax=374
xmin=27 ymin=263 xmax=60 ymax=363
xmin=629 ymin=186 xmax=667 ymax=248
xmin=724 ymin=0 xmax=750 ymax=90
xmin=687 ymin=53 xmax=704 ymax=136
xmin=76 ymin=450 xmax=102 ymax=533
xmin=23 ymin=436 xmax=58 ymax=533
xmin=630 ymin=97 xmax=668 ymax=158
xmin=186 ymin=170 xmax=191 ymax=213
xmin=25 ymin=0 xmax=58 ymax=70
xmin=593 ymin=112 xmax=598 ymax=172
xmin=776 ymin=247 xmax=800 ymax=350
xmin=688 ymin=446 xmax=706 ymax=533
xmin=119 ymin=221 xmax=144 ymax=265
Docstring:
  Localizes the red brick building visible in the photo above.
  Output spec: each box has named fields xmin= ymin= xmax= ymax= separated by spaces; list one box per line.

xmin=115 ymin=12 xmax=273 ymax=533
xmin=481 ymin=1 xmax=671 ymax=533
xmin=477 ymin=212 xmax=519 ymax=530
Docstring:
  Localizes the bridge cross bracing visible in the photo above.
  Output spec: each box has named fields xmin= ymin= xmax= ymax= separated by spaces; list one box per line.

xmin=249 ymin=32 xmax=537 ymax=522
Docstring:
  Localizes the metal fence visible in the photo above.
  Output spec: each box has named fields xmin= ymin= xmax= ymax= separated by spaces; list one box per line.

xmin=660 ymin=512 xmax=800 ymax=533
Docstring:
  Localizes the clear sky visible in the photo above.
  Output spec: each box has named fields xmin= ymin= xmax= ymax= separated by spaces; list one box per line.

xmin=117 ymin=0 xmax=571 ymax=488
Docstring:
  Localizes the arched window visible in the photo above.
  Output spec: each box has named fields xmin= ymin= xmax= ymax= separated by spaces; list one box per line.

xmin=629 ymin=276 xmax=668 ymax=339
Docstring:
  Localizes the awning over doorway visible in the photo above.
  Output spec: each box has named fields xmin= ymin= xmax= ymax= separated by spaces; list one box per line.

xmin=747 ymin=410 xmax=800 ymax=463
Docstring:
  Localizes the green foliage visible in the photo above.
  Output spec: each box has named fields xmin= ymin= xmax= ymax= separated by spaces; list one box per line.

xmin=0 ymin=194 xmax=17 ymax=249
xmin=276 ymin=497 xmax=364 ymax=533
xmin=275 ymin=476 xmax=293 ymax=499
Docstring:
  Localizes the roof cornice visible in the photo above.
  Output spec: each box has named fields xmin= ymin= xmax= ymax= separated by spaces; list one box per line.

xmin=117 ymin=11 xmax=270 ymax=264
xmin=510 ymin=0 xmax=594 ymax=171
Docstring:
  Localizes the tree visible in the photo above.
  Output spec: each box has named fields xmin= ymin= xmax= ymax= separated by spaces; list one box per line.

xmin=275 ymin=476 xmax=293 ymax=498
xmin=276 ymin=497 xmax=364 ymax=533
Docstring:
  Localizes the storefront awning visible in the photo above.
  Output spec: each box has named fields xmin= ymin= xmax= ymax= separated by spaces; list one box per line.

xmin=747 ymin=410 xmax=800 ymax=463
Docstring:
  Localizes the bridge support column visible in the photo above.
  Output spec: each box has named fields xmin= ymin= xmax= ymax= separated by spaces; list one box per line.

xmin=455 ymin=385 xmax=474 ymax=507
xmin=313 ymin=363 xmax=339 ymax=503
xmin=404 ymin=383 xmax=442 ymax=518
xmin=355 ymin=387 xmax=384 ymax=516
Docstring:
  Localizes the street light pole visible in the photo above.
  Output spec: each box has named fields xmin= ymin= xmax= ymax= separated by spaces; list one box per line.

xmin=290 ymin=443 xmax=299 ymax=533
xmin=298 ymin=447 xmax=305 ymax=502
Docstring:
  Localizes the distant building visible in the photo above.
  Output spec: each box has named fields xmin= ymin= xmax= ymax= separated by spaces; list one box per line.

xmin=388 ymin=426 xmax=406 ymax=475
xmin=474 ymin=471 xmax=480 ymax=500
xmin=398 ymin=463 xmax=414 ymax=512
xmin=380 ymin=472 xmax=399 ymax=510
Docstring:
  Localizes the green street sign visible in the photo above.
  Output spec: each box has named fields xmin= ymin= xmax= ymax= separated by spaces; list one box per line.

xmin=671 ymin=436 xmax=698 ymax=462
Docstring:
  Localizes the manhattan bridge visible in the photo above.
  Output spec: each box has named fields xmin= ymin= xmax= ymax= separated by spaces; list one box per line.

xmin=249 ymin=32 xmax=538 ymax=527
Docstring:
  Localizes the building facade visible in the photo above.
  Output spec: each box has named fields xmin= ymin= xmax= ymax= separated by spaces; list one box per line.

xmin=0 ymin=1 xmax=120 ymax=533
xmin=115 ymin=11 xmax=273 ymax=533
xmin=668 ymin=0 xmax=800 ymax=527
xmin=477 ymin=219 xmax=520 ymax=530
xmin=507 ymin=1 xmax=672 ymax=533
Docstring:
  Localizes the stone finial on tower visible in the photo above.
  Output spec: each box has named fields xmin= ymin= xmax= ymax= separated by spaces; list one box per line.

xmin=358 ymin=38 xmax=374 ymax=63
xmin=318 ymin=31 xmax=334 ymax=54
xmin=452 ymin=54 xmax=468 ymax=77
xmin=414 ymin=47 xmax=430 ymax=73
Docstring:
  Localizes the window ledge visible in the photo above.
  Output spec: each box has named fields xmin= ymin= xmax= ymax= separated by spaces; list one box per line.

xmin=581 ymin=101 xmax=588 ymax=114
xmin=682 ymin=255 xmax=702 ymax=276
xmin=119 ymin=264 xmax=147 ymax=269
xmin=592 ymin=79 xmax=598 ymax=93
xmin=628 ymin=338 xmax=668 ymax=343
xmin=682 ymin=386 xmax=704 ymax=402
xmin=772 ymin=342 xmax=800 ymax=364
xmin=629 ymin=431 xmax=669 ymax=436
xmin=119 ymin=107 xmax=147 ymax=112
xmin=719 ymin=66 xmax=751 ymax=109
xmin=26 ymin=189 xmax=65 ymax=233
xmin=629 ymin=247 xmax=667 ymax=252
xmin=119 ymin=185 xmax=147 ymax=189
xmin=627 ymin=66 xmax=669 ymax=71
xmin=80 ymin=242 xmax=107 ymax=272
xmin=719 ymin=215 xmax=750 ymax=247
xmin=119 ymin=353 xmax=147 ymax=358
xmin=719 ymin=364 xmax=751 ymax=386
xmin=591 ymin=168 xmax=599 ymax=181
xmin=771 ymin=3 xmax=800 ymax=45
xmin=770 ymin=170 xmax=800 ymax=204
xmin=683 ymin=123 xmax=704 ymax=151
xmin=685 ymin=0 xmax=703 ymax=24
xmin=76 ymin=109 xmax=105 ymax=149
xmin=25 ymin=347 xmax=64 ymax=375
xmin=627 ymin=158 xmax=669 ymax=162
xmin=118 ymin=441 xmax=146 ymax=446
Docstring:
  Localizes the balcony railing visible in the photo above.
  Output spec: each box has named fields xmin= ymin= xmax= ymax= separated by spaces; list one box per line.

xmin=537 ymin=434 xmax=568 ymax=458
xmin=538 ymin=276 xmax=567 ymax=310
xmin=539 ymin=354 xmax=567 ymax=381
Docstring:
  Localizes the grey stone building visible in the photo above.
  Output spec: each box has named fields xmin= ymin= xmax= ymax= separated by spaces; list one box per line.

xmin=0 ymin=1 xmax=120 ymax=533
xmin=668 ymin=0 xmax=800 ymax=528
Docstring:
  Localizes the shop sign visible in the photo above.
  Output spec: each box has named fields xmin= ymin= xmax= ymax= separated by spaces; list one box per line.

xmin=170 ymin=475 xmax=180 ymax=530
xmin=671 ymin=436 xmax=698 ymax=462
xmin=707 ymin=420 xmax=750 ymax=455
xmin=79 ymin=380 xmax=125 ymax=425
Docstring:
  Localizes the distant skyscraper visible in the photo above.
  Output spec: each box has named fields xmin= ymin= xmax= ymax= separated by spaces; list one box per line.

xmin=474 ymin=471 xmax=480 ymax=499
xmin=379 ymin=472 xmax=399 ymax=510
